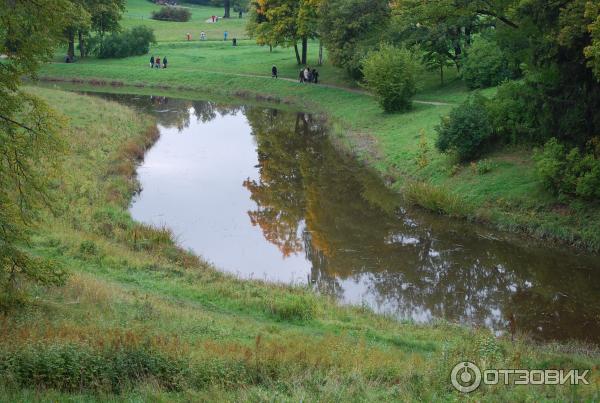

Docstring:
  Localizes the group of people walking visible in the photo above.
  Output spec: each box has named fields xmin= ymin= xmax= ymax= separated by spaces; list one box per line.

xmin=299 ymin=67 xmax=319 ymax=84
xmin=270 ymin=65 xmax=320 ymax=84
xmin=150 ymin=56 xmax=168 ymax=69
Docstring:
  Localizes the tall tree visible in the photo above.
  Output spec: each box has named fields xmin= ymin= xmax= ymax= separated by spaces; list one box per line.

xmin=247 ymin=0 xmax=320 ymax=64
xmin=319 ymin=0 xmax=390 ymax=78
xmin=0 ymin=0 xmax=71 ymax=296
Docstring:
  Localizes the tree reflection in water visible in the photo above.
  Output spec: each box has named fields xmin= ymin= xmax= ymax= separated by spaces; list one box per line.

xmin=85 ymin=92 xmax=600 ymax=344
xmin=243 ymin=106 xmax=600 ymax=344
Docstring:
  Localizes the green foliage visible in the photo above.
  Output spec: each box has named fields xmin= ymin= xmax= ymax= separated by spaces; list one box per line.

xmin=0 ymin=0 xmax=71 ymax=295
xmin=403 ymin=181 xmax=470 ymax=217
xmin=416 ymin=129 xmax=430 ymax=169
xmin=487 ymin=80 xmax=539 ymax=144
xmin=462 ymin=36 xmax=514 ymax=89
xmin=89 ymin=26 xmax=156 ymax=58
xmin=0 ymin=342 xmax=188 ymax=393
xmin=585 ymin=2 xmax=600 ymax=78
xmin=435 ymin=95 xmax=494 ymax=161
xmin=534 ymin=138 xmax=600 ymax=200
xmin=151 ymin=6 xmax=192 ymax=22
xmin=471 ymin=159 xmax=495 ymax=175
xmin=319 ymin=0 xmax=390 ymax=78
xmin=361 ymin=45 xmax=418 ymax=112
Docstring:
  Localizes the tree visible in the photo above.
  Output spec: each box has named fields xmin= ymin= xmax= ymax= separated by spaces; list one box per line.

xmin=1 ymin=0 xmax=71 ymax=298
xmin=319 ymin=0 xmax=390 ymax=78
xmin=67 ymin=0 xmax=126 ymax=59
xmin=247 ymin=0 xmax=320 ymax=65
xmin=584 ymin=1 xmax=600 ymax=79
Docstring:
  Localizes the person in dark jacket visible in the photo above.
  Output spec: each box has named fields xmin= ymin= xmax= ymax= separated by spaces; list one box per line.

xmin=312 ymin=69 xmax=319 ymax=83
xmin=272 ymin=65 xmax=278 ymax=78
xmin=150 ymin=55 xmax=154 ymax=68
xmin=163 ymin=56 xmax=168 ymax=69
xmin=299 ymin=69 xmax=305 ymax=83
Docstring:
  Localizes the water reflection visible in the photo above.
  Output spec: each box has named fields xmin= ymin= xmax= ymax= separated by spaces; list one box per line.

xmin=89 ymin=92 xmax=600 ymax=344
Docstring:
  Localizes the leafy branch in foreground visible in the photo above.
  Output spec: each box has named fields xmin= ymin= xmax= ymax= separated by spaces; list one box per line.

xmin=1 ymin=0 xmax=72 ymax=301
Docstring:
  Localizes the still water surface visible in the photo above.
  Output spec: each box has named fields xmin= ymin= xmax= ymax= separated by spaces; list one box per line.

xmin=92 ymin=93 xmax=600 ymax=344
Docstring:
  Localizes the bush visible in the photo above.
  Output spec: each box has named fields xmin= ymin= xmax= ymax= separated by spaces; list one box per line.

xmin=534 ymin=138 xmax=600 ymax=200
xmin=151 ymin=6 xmax=191 ymax=22
xmin=361 ymin=45 xmax=418 ymax=112
xmin=88 ymin=26 xmax=156 ymax=59
xmin=435 ymin=95 xmax=494 ymax=161
xmin=462 ymin=36 xmax=514 ymax=89
xmin=486 ymin=80 xmax=540 ymax=144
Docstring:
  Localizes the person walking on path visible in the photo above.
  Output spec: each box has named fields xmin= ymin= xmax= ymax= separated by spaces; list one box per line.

xmin=200 ymin=31 xmax=206 ymax=41
xmin=312 ymin=68 xmax=319 ymax=83
xmin=272 ymin=65 xmax=278 ymax=78
xmin=150 ymin=55 xmax=155 ymax=68
xmin=303 ymin=67 xmax=311 ymax=83
xmin=163 ymin=56 xmax=168 ymax=69
xmin=155 ymin=57 xmax=161 ymax=68
xmin=299 ymin=69 xmax=305 ymax=83
xmin=224 ymin=31 xmax=228 ymax=41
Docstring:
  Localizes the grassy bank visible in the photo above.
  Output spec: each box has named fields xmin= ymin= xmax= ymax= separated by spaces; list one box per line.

xmin=3 ymin=85 xmax=598 ymax=401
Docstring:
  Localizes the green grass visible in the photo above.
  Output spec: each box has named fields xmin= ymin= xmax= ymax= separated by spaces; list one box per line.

xmin=122 ymin=0 xmax=248 ymax=42
xmin=38 ymin=3 xmax=600 ymax=252
xmin=3 ymin=86 xmax=598 ymax=401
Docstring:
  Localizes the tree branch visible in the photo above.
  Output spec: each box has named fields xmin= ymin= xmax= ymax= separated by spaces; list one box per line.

xmin=475 ymin=9 xmax=519 ymax=29
xmin=0 ymin=114 xmax=42 ymax=136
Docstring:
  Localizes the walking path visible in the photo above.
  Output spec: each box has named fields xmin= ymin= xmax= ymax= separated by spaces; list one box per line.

xmin=201 ymin=70 xmax=454 ymax=106
xmin=46 ymin=62 xmax=454 ymax=106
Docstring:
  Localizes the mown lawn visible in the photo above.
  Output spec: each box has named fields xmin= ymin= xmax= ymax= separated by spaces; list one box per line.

xmin=122 ymin=0 xmax=248 ymax=41
xmin=2 ymin=86 xmax=597 ymax=402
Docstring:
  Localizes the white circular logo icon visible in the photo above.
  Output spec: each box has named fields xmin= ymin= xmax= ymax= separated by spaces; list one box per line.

xmin=451 ymin=361 xmax=482 ymax=393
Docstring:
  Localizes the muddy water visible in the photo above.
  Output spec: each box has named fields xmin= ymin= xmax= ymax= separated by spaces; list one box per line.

xmin=93 ymin=93 xmax=600 ymax=344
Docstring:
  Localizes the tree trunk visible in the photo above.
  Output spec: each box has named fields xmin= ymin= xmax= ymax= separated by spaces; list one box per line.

xmin=223 ymin=0 xmax=230 ymax=18
xmin=67 ymin=31 xmax=75 ymax=60
xmin=318 ymin=40 xmax=323 ymax=66
xmin=294 ymin=43 xmax=301 ymax=65
xmin=301 ymin=36 xmax=307 ymax=65
xmin=78 ymin=30 xmax=85 ymax=58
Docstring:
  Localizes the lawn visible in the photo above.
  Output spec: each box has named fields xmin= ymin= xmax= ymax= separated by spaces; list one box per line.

xmin=1 ymin=86 xmax=597 ymax=401
xmin=122 ymin=0 xmax=249 ymax=41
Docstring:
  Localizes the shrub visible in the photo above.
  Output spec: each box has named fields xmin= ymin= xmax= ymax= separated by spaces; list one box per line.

xmin=88 ymin=26 xmax=156 ymax=59
xmin=435 ymin=95 xmax=494 ymax=161
xmin=534 ymin=138 xmax=600 ymax=200
xmin=151 ymin=6 xmax=191 ymax=22
xmin=487 ymin=80 xmax=540 ymax=144
xmin=361 ymin=45 xmax=418 ymax=112
xmin=462 ymin=36 xmax=515 ymax=89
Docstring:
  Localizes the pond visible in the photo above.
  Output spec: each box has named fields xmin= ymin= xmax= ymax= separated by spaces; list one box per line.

xmin=90 ymin=92 xmax=600 ymax=344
